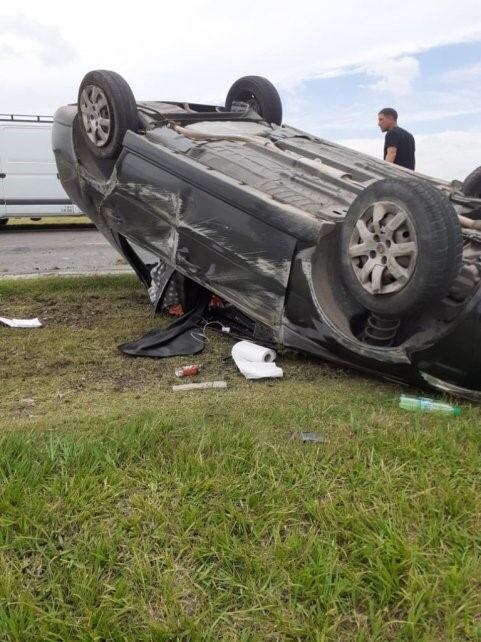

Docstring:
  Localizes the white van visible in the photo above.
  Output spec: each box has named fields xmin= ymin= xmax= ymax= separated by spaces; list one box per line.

xmin=0 ymin=114 xmax=82 ymax=226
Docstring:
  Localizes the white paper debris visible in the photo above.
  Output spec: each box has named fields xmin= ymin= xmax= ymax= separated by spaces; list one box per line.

xmin=0 ymin=316 xmax=42 ymax=328
xmin=231 ymin=340 xmax=283 ymax=379
xmin=173 ymin=381 xmax=227 ymax=392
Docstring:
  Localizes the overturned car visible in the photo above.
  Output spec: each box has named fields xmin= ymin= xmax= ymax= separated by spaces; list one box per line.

xmin=53 ymin=70 xmax=481 ymax=397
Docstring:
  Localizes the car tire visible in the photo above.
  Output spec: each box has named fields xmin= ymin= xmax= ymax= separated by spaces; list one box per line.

xmin=340 ymin=178 xmax=463 ymax=317
xmin=225 ymin=76 xmax=282 ymax=125
xmin=462 ymin=166 xmax=481 ymax=198
xmin=0 ymin=218 xmax=8 ymax=227
xmin=77 ymin=70 xmax=137 ymax=159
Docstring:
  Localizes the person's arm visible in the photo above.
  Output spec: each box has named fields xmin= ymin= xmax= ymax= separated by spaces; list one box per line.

xmin=385 ymin=146 xmax=397 ymax=163
xmin=384 ymin=129 xmax=399 ymax=163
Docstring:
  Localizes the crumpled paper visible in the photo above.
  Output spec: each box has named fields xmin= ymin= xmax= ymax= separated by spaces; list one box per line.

xmin=0 ymin=316 xmax=42 ymax=328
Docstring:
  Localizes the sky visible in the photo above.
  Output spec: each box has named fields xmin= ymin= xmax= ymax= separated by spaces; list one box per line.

xmin=1 ymin=0 xmax=481 ymax=180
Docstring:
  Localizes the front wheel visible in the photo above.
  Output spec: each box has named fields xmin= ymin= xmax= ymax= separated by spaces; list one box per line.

xmin=77 ymin=69 xmax=138 ymax=160
xmin=340 ymin=179 xmax=463 ymax=317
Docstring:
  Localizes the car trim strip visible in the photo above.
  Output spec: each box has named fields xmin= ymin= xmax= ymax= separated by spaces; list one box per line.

xmin=0 ymin=199 xmax=73 ymax=206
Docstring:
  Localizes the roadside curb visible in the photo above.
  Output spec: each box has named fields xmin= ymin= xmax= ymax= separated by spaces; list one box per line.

xmin=0 ymin=267 xmax=134 ymax=280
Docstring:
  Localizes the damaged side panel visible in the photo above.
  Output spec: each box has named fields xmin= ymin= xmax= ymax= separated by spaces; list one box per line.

xmin=109 ymin=140 xmax=298 ymax=327
xmin=176 ymin=191 xmax=295 ymax=327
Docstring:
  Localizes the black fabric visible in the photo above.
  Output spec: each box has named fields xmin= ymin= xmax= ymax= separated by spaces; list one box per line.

xmin=118 ymin=277 xmax=276 ymax=359
xmin=118 ymin=289 xmax=210 ymax=358
xmin=384 ymin=126 xmax=415 ymax=170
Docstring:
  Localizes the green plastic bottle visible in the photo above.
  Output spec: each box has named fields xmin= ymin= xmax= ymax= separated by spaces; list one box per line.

xmin=399 ymin=395 xmax=462 ymax=416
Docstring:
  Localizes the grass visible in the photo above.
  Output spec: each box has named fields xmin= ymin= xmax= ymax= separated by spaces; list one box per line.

xmin=1 ymin=274 xmax=481 ymax=641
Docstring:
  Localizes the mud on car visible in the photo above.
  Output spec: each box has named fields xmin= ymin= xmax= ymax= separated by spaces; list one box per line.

xmin=53 ymin=69 xmax=481 ymax=397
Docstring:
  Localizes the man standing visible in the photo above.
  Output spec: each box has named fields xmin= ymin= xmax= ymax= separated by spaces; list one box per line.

xmin=378 ymin=108 xmax=415 ymax=170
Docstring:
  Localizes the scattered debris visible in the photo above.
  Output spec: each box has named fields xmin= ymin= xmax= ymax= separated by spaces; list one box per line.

xmin=168 ymin=304 xmax=184 ymax=317
xmin=175 ymin=364 xmax=202 ymax=378
xmin=173 ymin=381 xmax=227 ymax=392
xmin=0 ymin=316 xmax=42 ymax=328
xmin=399 ymin=395 xmax=462 ymax=416
xmin=231 ymin=340 xmax=283 ymax=379
xmin=119 ymin=290 xmax=210 ymax=358
xmin=300 ymin=432 xmax=329 ymax=443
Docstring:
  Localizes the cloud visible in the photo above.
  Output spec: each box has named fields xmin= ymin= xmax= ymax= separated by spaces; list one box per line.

xmin=338 ymin=130 xmax=481 ymax=181
xmin=0 ymin=44 xmax=16 ymax=57
xmin=440 ymin=61 xmax=481 ymax=84
xmin=0 ymin=14 xmax=76 ymax=66
xmin=363 ymin=56 xmax=421 ymax=96
xmin=1 ymin=0 xmax=481 ymax=113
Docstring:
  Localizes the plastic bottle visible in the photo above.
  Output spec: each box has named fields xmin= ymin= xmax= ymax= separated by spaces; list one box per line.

xmin=399 ymin=394 xmax=462 ymax=416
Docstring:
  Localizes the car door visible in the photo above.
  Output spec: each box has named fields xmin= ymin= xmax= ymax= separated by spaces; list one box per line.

xmin=175 ymin=184 xmax=296 ymax=327
xmin=114 ymin=135 xmax=299 ymax=328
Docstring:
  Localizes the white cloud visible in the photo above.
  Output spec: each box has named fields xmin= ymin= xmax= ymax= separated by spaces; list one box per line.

xmin=1 ymin=0 xmax=481 ymax=112
xmin=0 ymin=0 xmax=480 ymax=181
xmin=440 ymin=61 xmax=481 ymax=84
xmin=363 ymin=56 xmax=421 ymax=95
xmin=0 ymin=14 xmax=76 ymax=66
xmin=338 ymin=131 xmax=481 ymax=181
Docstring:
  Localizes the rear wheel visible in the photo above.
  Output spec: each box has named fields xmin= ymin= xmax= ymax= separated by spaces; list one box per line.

xmin=77 ymin=70 xmax=138 ymax=159
xmin=340 ymin=178 xmax=463 ymax=317
xmin=225 ymin=76 xmax=282 ymax=125
xmin=0 ymin=218 xmax=8 ymax=227
xmin=463 ymin=166 xmax=481 ymax=198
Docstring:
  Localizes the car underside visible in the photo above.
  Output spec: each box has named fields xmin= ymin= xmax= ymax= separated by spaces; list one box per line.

xmin=53 ymin=70 xmax=481 ymax=399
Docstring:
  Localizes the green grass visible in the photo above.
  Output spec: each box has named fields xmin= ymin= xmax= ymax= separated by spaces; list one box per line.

xmin=1 ymin=275 xmax=481 ymax=641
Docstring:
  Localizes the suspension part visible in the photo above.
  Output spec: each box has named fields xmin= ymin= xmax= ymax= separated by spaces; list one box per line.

xmin=361 ymin=313 xmax=400 ymax=346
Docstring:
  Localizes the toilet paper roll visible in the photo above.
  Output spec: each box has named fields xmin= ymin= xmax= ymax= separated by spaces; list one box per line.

xmin=231 ymin=341 xmax=276 ymax=363
xmin=231 ymin=341 xmax=283 ymax=379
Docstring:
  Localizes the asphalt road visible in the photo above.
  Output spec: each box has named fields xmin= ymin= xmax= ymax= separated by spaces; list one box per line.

xmin=0 ymin=226 xmax=133 ymax=278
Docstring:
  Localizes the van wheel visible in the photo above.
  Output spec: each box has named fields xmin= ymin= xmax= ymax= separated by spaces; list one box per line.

xmin=225 ymin=76 xmax=283 ymax=125
xmin=78 ymin=70 xmax=138 ymax=159
xmin=340 ymin=178 xmax=463 ymax=317
xmin=0 ymin=218 xmax=8 ymax=227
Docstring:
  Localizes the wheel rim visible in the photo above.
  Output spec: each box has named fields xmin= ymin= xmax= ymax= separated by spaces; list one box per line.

xmin=348 ymin=200 xmax=418 ymax=295
xmin=79 ymin=85 xmax=111 ymax=147
xmin=232 ymin=91 xmax=261 ymax=116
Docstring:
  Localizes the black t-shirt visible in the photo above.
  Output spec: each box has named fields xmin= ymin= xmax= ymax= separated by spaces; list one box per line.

xmin=384 ymin=126 xmax=415 ymax=170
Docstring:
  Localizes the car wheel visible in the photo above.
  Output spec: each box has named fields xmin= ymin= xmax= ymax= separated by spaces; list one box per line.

xmin=0 ymin=218 xmax=8 ymax=227
xmin=463 ymin=166 xmax=481 ymax=198
xmin=340 ymin=178 xmax=463 ymax=317
xmin=225 ymin=76 xmax=282 ymax=125
xmin=77 ymin=69 xmax=137 ymax=159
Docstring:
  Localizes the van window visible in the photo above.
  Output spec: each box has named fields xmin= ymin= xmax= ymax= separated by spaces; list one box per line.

xmin=3 ymin=127 xmax=55 ymax=168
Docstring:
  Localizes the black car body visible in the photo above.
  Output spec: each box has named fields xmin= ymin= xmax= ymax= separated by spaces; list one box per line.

xmin=52 ymin=70 xmax=481 ymax=398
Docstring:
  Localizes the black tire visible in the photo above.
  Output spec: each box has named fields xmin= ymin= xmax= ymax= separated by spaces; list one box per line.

xmin=463 ymin=166 xmax=481 ymax=198
xmin=340 ymin=178 xmax=463 ymax=317
xmin=225 ymin=76 xmax=282 ymax=125
xmin=77 ymin=70 xmax=137 ymax=159
xmin=0 ymin=218 xmax=8 ymax=227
